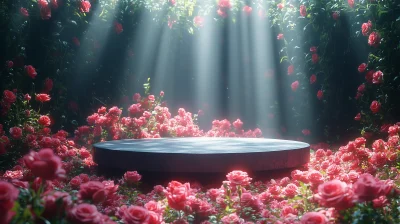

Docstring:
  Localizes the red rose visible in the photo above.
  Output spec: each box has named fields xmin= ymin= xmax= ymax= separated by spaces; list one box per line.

xmin=0 ymin=181 xmax=19 ymax=212
xmin=291 ymin=81 xmax=299 ymax=91
xmin=218 ymin=0 xmax=231 ymax=9
xmin=9 ymin=127 xmax=22 ymax=139
xmin=165 ymin=181 xmax=190 ymax=210
xmin=365 ymin=70 xmax=374 ymax=83
xmin=368 ymin=32 xmax=381 ymax=47
xmin=115 ymin=22 xmax=123 ymax=34
xmin=299 ymin=5 xmax=307 ymax=17
xmin=242 ymin=6 xmax=252 ymax=16
xmin=25 ymin=65 xmax=37 ymax=78
xmin=226 ymin=170 xmax=252 ymax=186
xmin=361 ymin=21 xmax=372 ymax=36
xmin=332 ymin=11 xmax=339 ymax=20
xmin=300 ymin=212 xmax=328 ymax=224
xmin=358 ymin=63 xmax=367 ymax=73
xmin=122 ymin=206 xmax=152 ymax=224
xmin=3 ymin=90 xmax=16 ymax=104
xmin=42 ymin=191 xmax=72 ymax=219
xmin=38 ymin=0 xmax=48 ymax=8
xmin=67 ymin=203 xmax=103 ymax=224
xmin=277 ymin=33 xmax=284 ymax=40
xmin=40 ymin=6 xmax=51 ymax=20
xmin=310 ymin=46 xmax=317 ymax=53
xmin=354 ymin=113 xmax=361 ymax=121
xmin=124 ymin=171 xmax=142 ymax=184
xmin=317 ymin=90 xmax=323 ymax=100
xmin=315 ymin=180 xmax=354 ymax=210
xmin=370 ymin=100 xmax=381 ymax=113
xmin=353 ymin=173 xmax=385 ymax=202
xmin=20 ymin=7 xmax=29 ymax=17
xmin=38 ymin=115 xmax=51 ymax=126
xmin=348 ymin=0 xmax=354 ymax=8
xmin=70 ymin=176 xmax=81 ymax=189
xmin=79 ymin=0 xmax=91 ymax=13
xmin=23 ymin=148 xmax=65 ymax=180
xmin=310 ymin=74 xmax=317 ymax=84
xmin=79 ymin=181 xmax=107 ymax=203
xmin=372 ymin=70 xmax=383 ymax=84
xmin=36 ymin=93 xmax=51 ymax=102
xmin=193 ymin=16 xmax=204 ymax=27
xmin=357 ymin=84 xmax=365 ymax=92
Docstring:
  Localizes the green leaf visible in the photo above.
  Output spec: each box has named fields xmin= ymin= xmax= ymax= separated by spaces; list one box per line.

xmin=280 ymin=56 xmax=288 ymax=63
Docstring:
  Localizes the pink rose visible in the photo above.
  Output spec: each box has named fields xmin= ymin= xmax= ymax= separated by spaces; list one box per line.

xmin=79 ymin=181 xmax=107 ymax=203
xmin=122 ymin=205 xmax=153 ymax=224
xmin=67 ymin=203 xmax=103 ymax=224
xmin=291 ymin=81 xmax=299 ymax=91
xmin=353 ymin=173 xmax=386 ymax=202
xmin=23 ymin=148 xmax=65 ymax=180
xmin=124 ymin=171 xmax=142 ymax=184
xmin=368 ymin=32 xmax=381 ymax=47
xmin=358 ymin=63 xmax=367 ymax=73
xmin=226 ymin=170 xmax=252 ymax=186
xmin=315 ymin=180 xmax=354 ymax=210
xmin=38 ymin=115 xmax=51 ymax=126
xmin=165 ymin=181 xmax=190 ymax=210
xmin=300 ymin=212 xmax=328 ymax=224
xmin=79 ymin=0 xmax=91 ymax=13
xmin=299 ymin=5 xmax=307 ymax=17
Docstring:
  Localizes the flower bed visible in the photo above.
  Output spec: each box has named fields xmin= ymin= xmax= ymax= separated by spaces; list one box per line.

xmin=1 ymin=87 xmax=400 ymax=223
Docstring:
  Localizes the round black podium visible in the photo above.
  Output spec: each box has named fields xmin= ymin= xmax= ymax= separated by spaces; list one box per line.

xmin=92 ymin=137 xmax=310 ymax=187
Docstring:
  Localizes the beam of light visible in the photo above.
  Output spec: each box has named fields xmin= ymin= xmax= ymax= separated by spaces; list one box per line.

xmin=194 ymin=14 xmax=223 ymax=127
xmin=248 ymin=5 xmax=279 ymax=135
xmin=73 ymin=3 xmax=117 ymax=88
xmin=126 ymin=11 xmax=164 ymax=92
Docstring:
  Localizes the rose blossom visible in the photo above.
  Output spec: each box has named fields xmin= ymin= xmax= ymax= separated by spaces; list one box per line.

xmin=79 ymin=0 xmax=91 ymax=13
xmin=300 ymin=212 xmax=328 ymax=224
xmin=23 ymin=148 xmax=66 ymax=180
xmin=67 ymin=203 xmax=103 ymax=224
xmin=121 ymin=205 xmax=153 ymax=224
xmin=165 ymin=181 xmax=190 ymax=210
xmin=358 ymin=63 xmax=367 ymax=73
xmin=368 ymin=32 xmax=381 ymax=47
xmin=9 ymin=127 xmax=22 ymax=139
xmin=124 ymin=171 xmax=142 ymax=184
xmin=370 ymin=100 xmax=381 ymax=113
xmin=353 ymin=173 xmax=388 ymax=202
xmin=25 ymin=65 xmax=37 ymax=78
xmin=79 ymin=181 xmax=107 ymax=203
xmin=291 ymin=81 xmax=299 ymax=91
xmin=3 ymin=90 xmax=16 ymax=104
xmin=38 ymin=115 xmax=51 ymax=126
xmin=226 ymin=170 xmax=252 ymax=186
xmin=299 ymin=5 xmax=307 ymax=17
xmin=315 ymin=180 xmax=353 ymax=210
xmin=36 ymin=93 xmax=51 ymax=102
